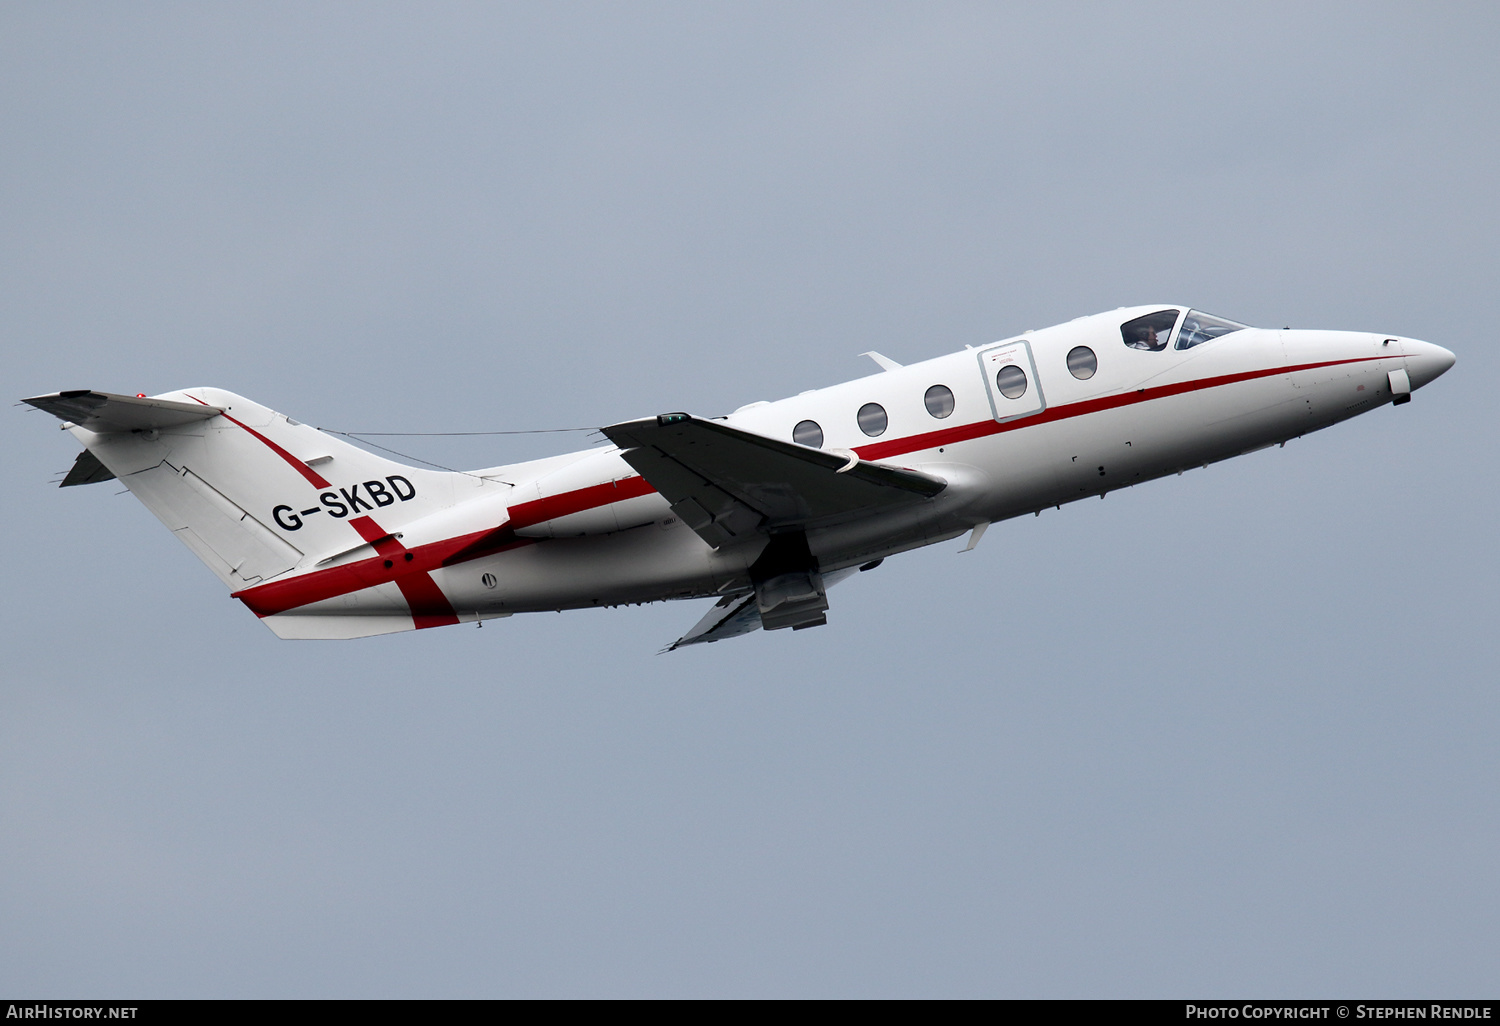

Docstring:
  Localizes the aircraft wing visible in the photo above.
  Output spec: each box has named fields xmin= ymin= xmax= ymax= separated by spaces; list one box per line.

xmin=601 ymin=413 xmax=946 ymax=548
xmin=23 ymin=390 xmax=224 ymax=432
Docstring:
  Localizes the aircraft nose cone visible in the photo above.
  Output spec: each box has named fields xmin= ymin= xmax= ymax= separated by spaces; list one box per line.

xmin=1405 ymin=339 xmax=1457 ymax=390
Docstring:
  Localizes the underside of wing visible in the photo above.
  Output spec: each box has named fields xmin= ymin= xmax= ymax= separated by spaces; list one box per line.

xmin=601 ymin=414 xmax=945 ymax=548
xmin=23 ymin=390 xmax=223 ymax=433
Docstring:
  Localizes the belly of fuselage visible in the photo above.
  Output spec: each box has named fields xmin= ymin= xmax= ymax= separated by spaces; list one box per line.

xmin=432 ymin=517 xmax=741 ymax=615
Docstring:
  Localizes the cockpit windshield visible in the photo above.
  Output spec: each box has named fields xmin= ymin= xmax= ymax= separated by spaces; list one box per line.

xmin=1176 ymin=310 xmax=1251 ymax=350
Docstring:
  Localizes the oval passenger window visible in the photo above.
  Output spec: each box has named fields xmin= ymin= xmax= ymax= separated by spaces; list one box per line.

xmin=996 ymin=365 xmax=1028 ymax=399
xmin=1067 ymin=346 xmax=1097 ymax=380
xmin=857 ymin=403 xmax=888 ymax=437
xmin=793 ymin=419 xmax=824 ymax=448
xmin=924 ymin=384 xmax=955 ymax=419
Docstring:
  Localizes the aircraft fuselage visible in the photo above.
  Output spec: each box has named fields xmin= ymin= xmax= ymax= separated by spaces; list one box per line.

xmin=27 ymin=304 xmax=1455 ymax=646
xmin=420 ymin=309 xmax=1454 ymax=615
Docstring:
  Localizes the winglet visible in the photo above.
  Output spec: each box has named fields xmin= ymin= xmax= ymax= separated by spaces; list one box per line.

xmin=861 ymin=351 xmax=903 ymax=372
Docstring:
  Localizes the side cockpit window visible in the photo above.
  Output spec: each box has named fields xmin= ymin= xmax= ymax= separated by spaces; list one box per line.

xmin=1176 ymin=310 xmax=1251 ymax=349
xmin=1121 ymin=309 xmax=1180 ymax=351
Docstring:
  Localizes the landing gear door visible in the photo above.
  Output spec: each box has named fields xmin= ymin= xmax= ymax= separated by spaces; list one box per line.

xmin=977 ymin=340 xmax=1046 ymax=424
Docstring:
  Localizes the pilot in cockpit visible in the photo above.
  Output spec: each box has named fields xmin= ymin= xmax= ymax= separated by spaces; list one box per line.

xmin=1121 ymin=309 xmax=1180 ymax=352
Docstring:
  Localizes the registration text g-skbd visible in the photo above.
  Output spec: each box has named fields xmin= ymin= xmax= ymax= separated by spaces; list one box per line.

xmin=272 ymin=475 xmax=416 ymax=530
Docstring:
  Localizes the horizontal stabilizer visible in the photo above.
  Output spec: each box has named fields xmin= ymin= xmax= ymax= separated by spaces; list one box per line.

xmin=602 ymin=413 xmax=945 ymax=548
xmin=23 ymin=390 xmax=223 ymax=433
xmin=60 ymin=449 xmax=115 ymax=487
xmin=665 ymin=562 xmax=861 ymax=649
xmin=666 ymin=592 xmax=762 ymax=651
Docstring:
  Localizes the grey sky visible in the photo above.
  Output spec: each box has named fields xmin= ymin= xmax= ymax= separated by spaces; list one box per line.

xmin=3 ymin=2 xmax=1495 ymax=997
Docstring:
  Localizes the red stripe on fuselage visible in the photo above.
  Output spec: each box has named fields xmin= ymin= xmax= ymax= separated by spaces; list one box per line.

xmin=233 ymin=524 xmax=533 ymax=617
xmin=853 ymin=356 xmax=1393 ymax=461
xmin=349 ymin=518 xmax=459 ymax=627
xmin=505 ymin=475 xmax=657 ymax=531
xmin=394 ymin=573 xmax=460 ymax=629
xmin=230 ymin=478 xmax=657 ymax=618
xmin=348 ymin=515 xmax=404 ymax=554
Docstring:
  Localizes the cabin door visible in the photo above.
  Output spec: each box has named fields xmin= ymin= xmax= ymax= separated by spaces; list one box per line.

xmin=976 ymin=340 xmax=1047 ymax=424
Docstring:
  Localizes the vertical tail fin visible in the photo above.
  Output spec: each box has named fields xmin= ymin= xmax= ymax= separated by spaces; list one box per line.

xmin=26 ymin=388 xmax=486 ymax=591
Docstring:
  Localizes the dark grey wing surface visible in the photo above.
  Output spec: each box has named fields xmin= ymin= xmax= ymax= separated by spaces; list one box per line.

xmin=23 ymin=390 xmax=223 ymax=432
xmin=601 ymin=414 xmax=945 ymax=549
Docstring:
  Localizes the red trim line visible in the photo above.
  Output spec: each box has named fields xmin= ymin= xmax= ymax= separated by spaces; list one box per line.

xmin=853 ymin=355 xmax=1394 ymax=461
xmin=394 ymin=573 xmax=459 ymax=628
xmin=506 ymin=475 xmax=656 ymax=531
xmin=228 ymin=458 xmax=656 ymax=623
xmin=184 ymin=395 xmax=331 ymax=488
xmin=232 ymin=525 xmax=535 ymax=617
xmin=222 ymin=413 xmax=332 ymax=488
xmin=349 ymin=515 xmax=405 ymax=555
xmin=229 ymin=478 xmax=657 ymax=618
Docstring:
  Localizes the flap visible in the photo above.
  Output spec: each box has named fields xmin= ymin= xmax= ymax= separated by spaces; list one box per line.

xmin=22 ymin=390 xmax=223 ymax=432
xmin=601 ymin=414 xmax=945 ymax=548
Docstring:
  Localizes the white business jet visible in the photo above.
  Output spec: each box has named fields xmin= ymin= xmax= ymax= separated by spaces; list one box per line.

xmin=24 ymin=305 xmax=1454 ymax=649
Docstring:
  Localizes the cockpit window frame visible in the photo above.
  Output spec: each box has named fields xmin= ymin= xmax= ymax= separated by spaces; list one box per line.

xmin=1120 ymin=308 xmax=1184 ymax=353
